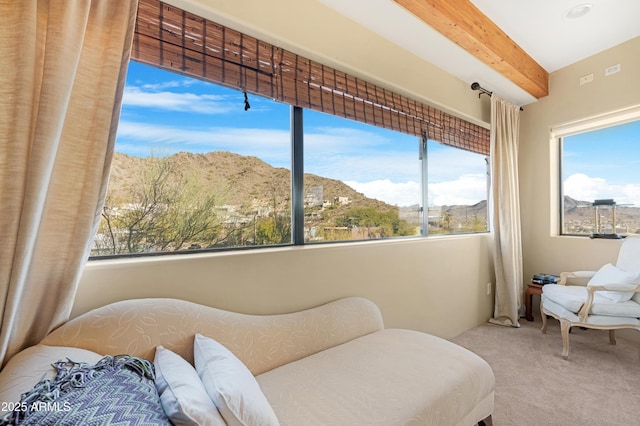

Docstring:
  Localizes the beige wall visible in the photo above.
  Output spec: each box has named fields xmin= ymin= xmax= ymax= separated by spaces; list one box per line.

xmin=520 ymin=37 xmax=640 ymax=339
xmin=75 ymin=236 xmax=494 ymax=339
xmin=519 ymin=36 xmax=640 ymax=280
xmin=74 ymin=0 xmax=497 ymax=339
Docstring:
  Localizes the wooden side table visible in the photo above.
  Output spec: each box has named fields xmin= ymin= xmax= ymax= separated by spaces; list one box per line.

xmin=525 ymin=282 xmax=543 ymax=321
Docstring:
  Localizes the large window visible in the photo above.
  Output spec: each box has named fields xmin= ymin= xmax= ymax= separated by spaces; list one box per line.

xmin=560 ymin=116 xmax=640 ymax=237
xmin=90 ymin=0 xmax=492 ymax=258
xmin=93 ymin=62 xmax=291 ymax=256
xmin=91 ymin=64 xmax=489 ymax=257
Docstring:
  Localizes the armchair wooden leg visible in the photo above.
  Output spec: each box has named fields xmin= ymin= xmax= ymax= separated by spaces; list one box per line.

xmin=560 ymin=320 xmax=571 ymax=360
xmin=540 ymin=301 xmax=548 ymax=333
xmin=609 ymin=329 xmax=617 ymax=345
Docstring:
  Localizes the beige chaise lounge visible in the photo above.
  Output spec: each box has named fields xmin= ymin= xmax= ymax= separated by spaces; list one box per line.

xmin=0 ymin=297 xmax=494 ymax=425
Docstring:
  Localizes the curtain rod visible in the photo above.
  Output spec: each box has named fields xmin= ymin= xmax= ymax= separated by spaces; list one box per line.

xmin=471 ymin=82 xmax=524 ymax=111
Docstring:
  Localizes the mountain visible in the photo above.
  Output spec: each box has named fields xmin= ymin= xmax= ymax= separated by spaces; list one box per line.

xmin=441 ymin=200 xmax=487 ymax=220
xmin=562 ymin=195 xmax=640 ymax=234
xmin=107 ymin=151 xmax=399 ymax=217
xmin=105 ymin=154 xmax=640 ymax=238
xmin=97 ymin=151 xmax=498 ymax=254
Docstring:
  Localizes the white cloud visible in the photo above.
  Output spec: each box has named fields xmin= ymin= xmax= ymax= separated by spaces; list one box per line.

xmin=140 ymin=79 xmax=198 ymax=91
xmin=344 ymin=173 xmax=487 ymax=207
xmin=307 ymin=150 xmax=418 ymax=183
xmin=564 ymin=173 xmax=640 ymax=206
xmin=305 ymin=126 xmax=391 ymax=151
xmin=116 ymin=121 xmax=291 ymax=166
xmin=428 ymin=174 xmax=487 ymax=206
xmin=122 ymin=86 xmax=232 ymax=114
xmin=428 ymin=146 xmax=488 ymax=182
xmin=344 ymin=180 xmax=420 ymax=206
xmin=304 ymin=126 xmax=418 ymax=182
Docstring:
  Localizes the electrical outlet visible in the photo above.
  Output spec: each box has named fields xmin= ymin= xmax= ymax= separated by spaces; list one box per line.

xmin=579 ymin=73 xmax=593 ymax=85
xmin=605 ymin=64 xmax=621 ymax=76
xmin=486 ymin=283 xmax=492 ymax=295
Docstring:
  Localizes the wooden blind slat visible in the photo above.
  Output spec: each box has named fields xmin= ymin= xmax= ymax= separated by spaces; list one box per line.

xmin=133 ymin=0 xmax=490 ymax=155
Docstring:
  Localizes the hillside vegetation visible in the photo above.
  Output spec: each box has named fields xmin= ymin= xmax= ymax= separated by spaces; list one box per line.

xmin=94 ymin=151 xmax=419 ymax=255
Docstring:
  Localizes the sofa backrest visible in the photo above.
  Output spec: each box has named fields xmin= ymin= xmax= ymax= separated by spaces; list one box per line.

xmin=40 ymin=296 xmax=384 ymax=375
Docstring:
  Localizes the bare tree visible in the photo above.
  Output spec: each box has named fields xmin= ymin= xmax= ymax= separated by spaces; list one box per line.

xmin=95 ymin=156 xmax=223 ymax=255
xmin=254 ymin=178 xmax=291 ymax=245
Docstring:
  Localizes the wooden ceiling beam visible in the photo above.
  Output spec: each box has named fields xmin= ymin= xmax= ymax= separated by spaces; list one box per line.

xmin=394 ymin=0 xmax=549 ymax=99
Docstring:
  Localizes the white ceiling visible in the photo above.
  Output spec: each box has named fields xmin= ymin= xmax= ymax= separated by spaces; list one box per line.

xmin=318 ymin=0 xmax=640 ymax=107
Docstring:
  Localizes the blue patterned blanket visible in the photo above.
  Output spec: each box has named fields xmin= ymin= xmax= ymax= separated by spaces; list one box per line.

xmin=0 ymin=355 xmax=171 ymax=426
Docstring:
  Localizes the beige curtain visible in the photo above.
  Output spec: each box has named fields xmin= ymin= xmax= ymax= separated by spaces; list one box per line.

xmin=489 ymin=95 xmax=523 ymax=328
xmin=0 ymin=0 xmax=137 ymax=367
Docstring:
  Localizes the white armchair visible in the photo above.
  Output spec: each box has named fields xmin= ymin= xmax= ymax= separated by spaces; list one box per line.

xmin=541 ymin=235 xmax=640 ymax=359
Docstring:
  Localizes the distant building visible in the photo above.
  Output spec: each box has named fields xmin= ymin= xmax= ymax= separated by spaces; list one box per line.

xmin=305 ymin=186 xmax=323 ymax=207
xmin=335 ymin=196 xmax=351 ymax=205
xmin=427 ymin=206 xmax=442 ymax=227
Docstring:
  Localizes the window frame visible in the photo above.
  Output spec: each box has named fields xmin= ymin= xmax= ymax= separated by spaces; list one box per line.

xmin=90 ymin=63 xmax=490 ymax=260
xmin=423 ymin=139 xmax=490 ymax=235
xmin=89 ymin=0 xmax=492 ymax=259
xmin=554 ymin=105 xmax=640 ymax=237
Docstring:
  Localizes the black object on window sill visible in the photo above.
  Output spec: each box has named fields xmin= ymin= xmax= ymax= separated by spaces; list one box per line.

xmin=590 ymin=233 xmax=624 ymax=239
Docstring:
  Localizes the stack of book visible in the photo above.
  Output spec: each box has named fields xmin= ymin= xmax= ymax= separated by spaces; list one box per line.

xmin=531 ymin=274 xmax=559 ymax=285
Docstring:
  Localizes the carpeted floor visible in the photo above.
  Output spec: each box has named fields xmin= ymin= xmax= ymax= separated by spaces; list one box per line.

xmin=451 ymin=315 xmax=640 ymax=426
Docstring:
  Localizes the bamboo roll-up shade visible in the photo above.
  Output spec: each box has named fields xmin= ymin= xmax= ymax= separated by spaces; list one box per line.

xmin=133 ymin=0 xmax=490 ymax=156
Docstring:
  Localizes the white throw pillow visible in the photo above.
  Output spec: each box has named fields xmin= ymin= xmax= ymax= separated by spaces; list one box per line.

xmin=154 ymin=345 xmax=226 ymax=426
xmin=588 ymin=263 xmax=638 ymax=302
xmin=193 ymin=334 xmax=280 ymax=426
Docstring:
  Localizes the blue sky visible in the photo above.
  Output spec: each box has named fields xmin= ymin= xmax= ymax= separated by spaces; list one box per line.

xmin=115 ymin=61 xmax=490 ymax=207
xmin=563 ymin=120 xmax=640 ymax=206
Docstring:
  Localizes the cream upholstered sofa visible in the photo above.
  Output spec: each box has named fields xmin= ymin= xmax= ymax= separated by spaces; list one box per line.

xmin=0 ymin=297 xmax=494 ymax=425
